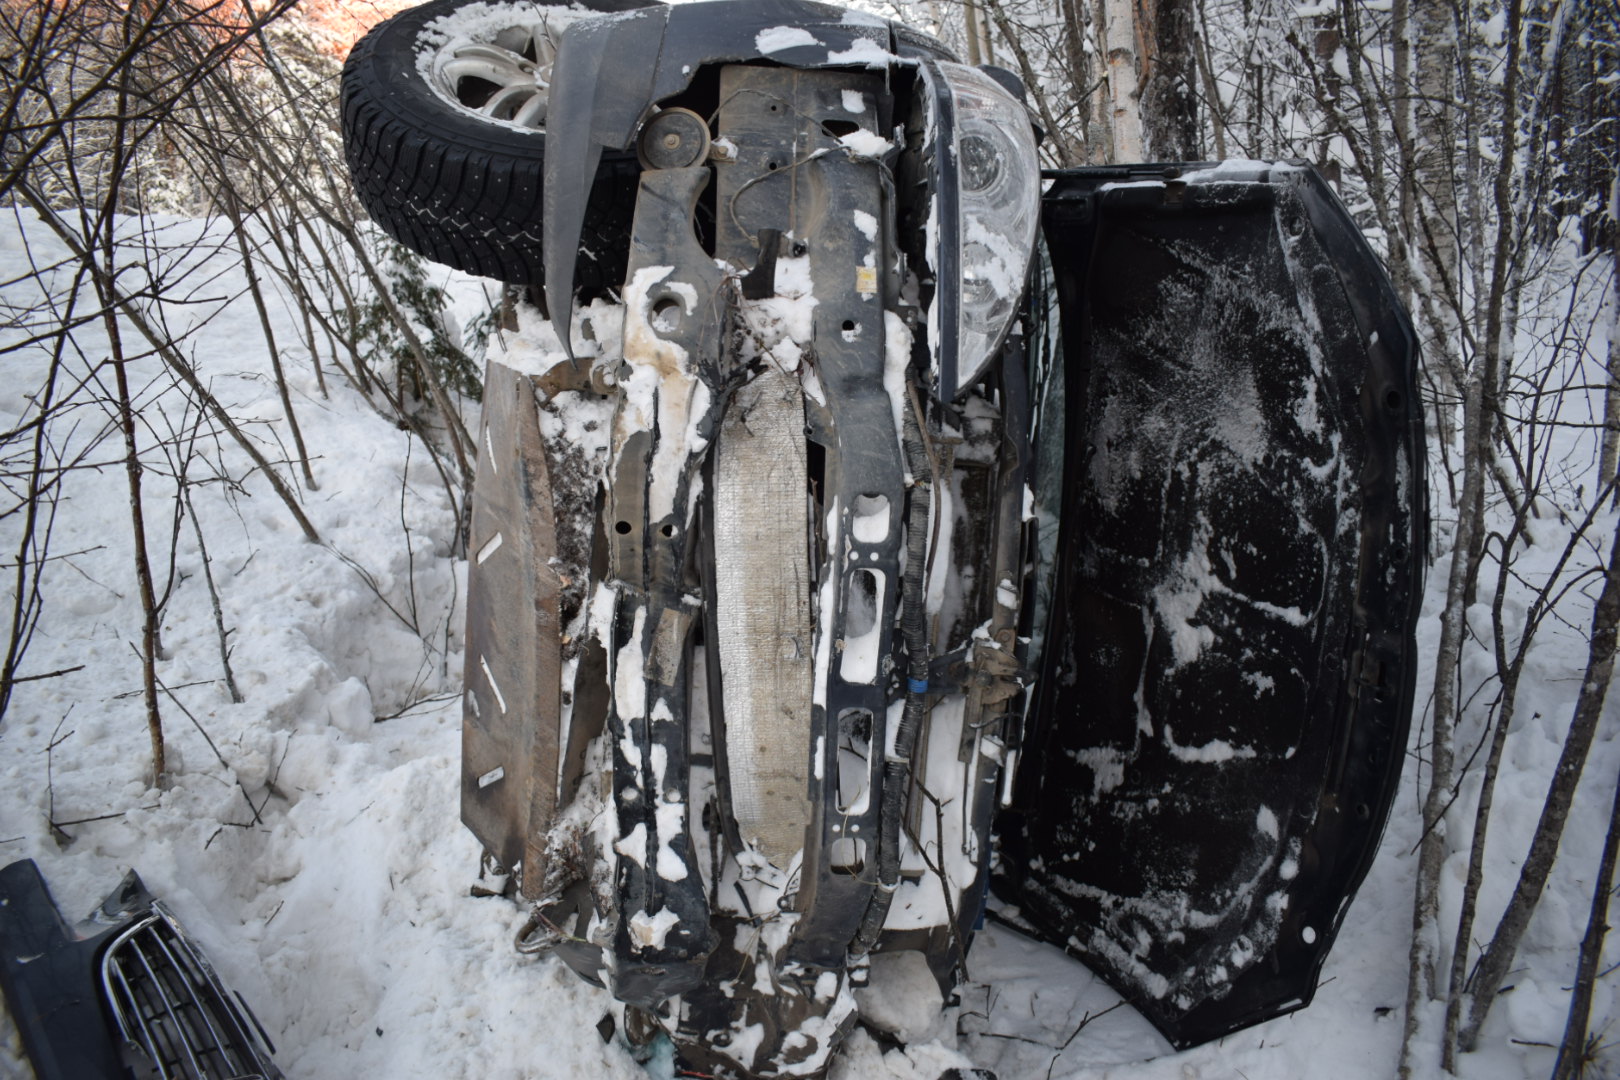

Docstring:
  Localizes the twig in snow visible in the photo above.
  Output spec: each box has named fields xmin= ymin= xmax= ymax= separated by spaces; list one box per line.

xmin=10 ymin=664 xmax=85 ymax=684
xmin=400 ymin=437 xmax=421 ymax=630
xmin=267 ymin=733 xmax=292 ymax=795
xmin=146 ymin=662 xmax=263 ymax=826
xmin=374 ymin=691 xmax=459 ymax=722
xmin=144 ymin=653 xmax=227 ymax=766
xmin=50 ymin=807 xmax=158 ymax=828
xmin=1043 ymin=1002 xmax=1125 ymax=1080
xmin=0 ymin=545 xmax=105 ymax=571
xmin=976 ymin=1030 xmax=1058 ymax=1045
xmin=183 ymin=484 xmax=243 ymax=703
xmin=905 ymin=782 xmax=970 ymax=985
xmin=328 ymin=544 xmax=423 ymax=638
xmin=44 ymin=709 xmax=74 ymax=845
xmin=972 ymin=992 xmax=1125 ymax=1080
xmin=115 ymin=679 xmax=213 ymax=700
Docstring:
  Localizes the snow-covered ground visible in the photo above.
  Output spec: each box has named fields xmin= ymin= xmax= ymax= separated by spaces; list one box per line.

xmin=1 ymin=205 xmax=1616 ymax=1080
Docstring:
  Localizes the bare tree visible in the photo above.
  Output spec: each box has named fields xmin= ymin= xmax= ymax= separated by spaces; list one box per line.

xmin=0 ymin=0 xmax=497 ymax=797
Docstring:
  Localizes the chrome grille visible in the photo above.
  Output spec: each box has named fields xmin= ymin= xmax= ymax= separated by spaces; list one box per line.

xmin=100 ymin=905 xmax=279 ymax=1080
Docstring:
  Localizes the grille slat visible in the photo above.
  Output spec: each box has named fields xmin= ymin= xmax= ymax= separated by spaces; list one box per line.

xmin=128 ymin=930 xmax=206 ymax=1078
xmin=100 ymin=907 xmax=275 ymax=1080
xmin=145 ymin=918 xmax=237 ymax=1074
xmin=105 ymin=940 xmax=175 ymax=1080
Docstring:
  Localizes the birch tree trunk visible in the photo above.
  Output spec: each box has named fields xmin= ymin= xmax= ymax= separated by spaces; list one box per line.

xmin=1392 ymin=0 xmax=1413 ymax=249
xmin=1598 ymin=177 xmax=1619 ymax=503
xmin=1398 ymin=365 xmax=1484 ymax=1080
xmin=1399 ymin=4 xmax=1507 ymax=1071
xmin=1550 ymin=759 xmax=1620 ymax=1080
xmin=1102 ymin=0 xmax=1144 ymax=161
xmin=1412 ymin=0 xmax=1460 ymax=448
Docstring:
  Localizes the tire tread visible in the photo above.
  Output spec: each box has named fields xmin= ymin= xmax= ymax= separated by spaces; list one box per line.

xmin=340 ymin=7 xmax=641 ymax=288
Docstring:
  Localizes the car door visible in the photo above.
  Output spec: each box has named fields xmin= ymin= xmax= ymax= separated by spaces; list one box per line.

xmin=997 ymin=161 xmax=1424 ymax=1049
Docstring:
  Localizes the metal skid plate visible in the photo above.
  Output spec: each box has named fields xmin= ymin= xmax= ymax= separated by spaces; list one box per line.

xmin=712 ymin=364 xmax=815 ymax=864
xmin=462 ymin=359 xmax=566 ymax=897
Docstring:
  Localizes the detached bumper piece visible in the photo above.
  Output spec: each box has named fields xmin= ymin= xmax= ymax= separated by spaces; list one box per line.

xmin=0 ymin=858 xmax=284 ymax=1080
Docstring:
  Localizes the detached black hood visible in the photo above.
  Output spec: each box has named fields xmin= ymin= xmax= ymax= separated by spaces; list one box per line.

xmin=998 ymin=161 xmax=1424 ymax=1049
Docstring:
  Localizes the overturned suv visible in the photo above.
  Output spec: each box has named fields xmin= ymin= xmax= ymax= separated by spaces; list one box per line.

xmin=342 ymin=1 xmax=1425 ymax=1076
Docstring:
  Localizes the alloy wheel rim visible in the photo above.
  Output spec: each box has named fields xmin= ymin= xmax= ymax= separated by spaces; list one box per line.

xmin=432 ymin=17 xmax=571 ymax=128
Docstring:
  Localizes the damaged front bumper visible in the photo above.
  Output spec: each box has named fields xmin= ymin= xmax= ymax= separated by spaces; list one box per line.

xmin=0 ymin=858 xmax=284 ymax=1080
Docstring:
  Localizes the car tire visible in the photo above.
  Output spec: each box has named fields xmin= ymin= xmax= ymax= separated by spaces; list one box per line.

xmin=340 ymin=0 xmax=654 ymax=289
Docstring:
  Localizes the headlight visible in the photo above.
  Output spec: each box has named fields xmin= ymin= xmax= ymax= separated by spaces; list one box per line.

xmin=924 ymin=61 xmax=1040 ymax=399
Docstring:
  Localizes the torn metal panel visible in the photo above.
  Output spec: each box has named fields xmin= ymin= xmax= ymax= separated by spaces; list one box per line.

xmin=462 ymin=359 xmax=565 ymax=898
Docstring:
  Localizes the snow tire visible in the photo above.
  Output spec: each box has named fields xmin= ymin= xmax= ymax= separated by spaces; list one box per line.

xmin=340 ymin=0 xmax=653 ymax=289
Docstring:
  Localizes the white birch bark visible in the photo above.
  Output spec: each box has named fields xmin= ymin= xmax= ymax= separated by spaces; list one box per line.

xmin=1599 ymin=176 xmax=1620 ymax=501
xmin=1102 ymin=0 xmax=1143 ymax=162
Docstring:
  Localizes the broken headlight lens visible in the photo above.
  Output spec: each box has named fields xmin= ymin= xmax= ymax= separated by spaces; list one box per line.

xmin=931 ymin=61 xmax=1040 ymax=398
